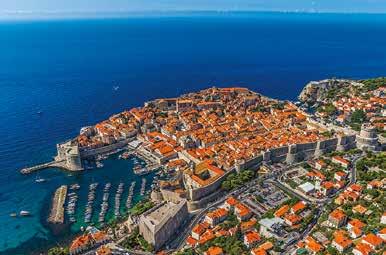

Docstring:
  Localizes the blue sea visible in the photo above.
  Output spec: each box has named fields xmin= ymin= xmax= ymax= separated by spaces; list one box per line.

xmin=0 ymin=12 xmax=386 ymax=254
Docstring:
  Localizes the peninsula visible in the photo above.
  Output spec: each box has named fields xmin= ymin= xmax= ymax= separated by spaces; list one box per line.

xmin=36 ymin=79 xmax=385 ymax=255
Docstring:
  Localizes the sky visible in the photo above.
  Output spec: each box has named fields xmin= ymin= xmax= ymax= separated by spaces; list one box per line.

xmin=1 ymin=0 xmax=386 ymax=19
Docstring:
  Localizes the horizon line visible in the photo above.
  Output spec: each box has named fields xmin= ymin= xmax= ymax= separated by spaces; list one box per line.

xmin=1 ymin=9 xmax=386 ymax=21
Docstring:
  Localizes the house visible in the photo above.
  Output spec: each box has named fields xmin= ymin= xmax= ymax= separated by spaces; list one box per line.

xmin=69 ymin=234 xmax=94 ymax=255
xmin=291 ymin=201 xmax=307 ymax=214
xmin=334 ymin=171 xmax=347 ymax=181
xmin=243 ymin=230 xmax=261 ymax=248
xmin=329 ymin=209 xmax=347 ymax=228
xmin=367 ymin=180 xmax=383 ymax=190
xmin=284 ymin=213 xmax=302 ymax=226
xmin=192 ymin=222 xmax=210 ymax=240
xmin=198 ymin=230 xmax=216 ymax=246
xmin=250 ymin=248 xmax=267 ymax=255
xmin=378 ymin=227 xmax=386 ymax=241
xmin=335 ymin=180 xmax=345 ymax=190
xmin=96 ymin=246 xmax=111 ymax=255
xmin=224 ymin=196 xmax=239 ymax=212
xmin=204 ymin=246 xmax=223 ymax=255
xmin=186 ymin=236 xmax=198 ymax=248
xmin=348 ymin=183 xmax=363 ymax=194
xmin=235 ymin=203 xmax=252 ymax=221
xmin=250 ymin=240 xmax=274 ymax=254
xmin=353 ymin=204 xmax=368 ymax=215
xmin=347 ymin=219 xmax=366 ymax=230
xmin=313 ymin=171 xmax=326 ymax=182
xmin=315 ymin=160 xmax=326 ymax=170
xmin=361 ymin=233 xmax=383 ymax=250
xmin=352 ymin=243 xmax=373 ymax=255
xmin=240 ymin=218 xmax=258 ymax=233
xmin=332 ymin=232 xmax=352 ymax=253
xmin=205 ymin=208 xmax=228 ymax=226
xmin=91 ymin=231 xmax=109 ymax=246
xmin=321 ymin=181 xmax=335 ymax=196
xmin=215 ymin=229 xmax=229 ymax=238
xmin=274 ymin=205 xmax=289 ymax=218
xmin=332 ymin=156 xmax=350 ymax=168
xmin=349 ymin=227 xmax=363 ymax=239
xmin=304 ymin=236 xmax=323 ymax=254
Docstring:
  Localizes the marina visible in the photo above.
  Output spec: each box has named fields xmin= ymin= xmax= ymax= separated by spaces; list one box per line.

xmin=66 ymin=188 xmax=79 ymax=223
xmin=114 ymin=182 xmax=124 ymax=217
xmin=84 ymin=183 xmax=98 ymax=223
xmin=140 ymin=178 xmax=146 ymax=196
xmin=48 ymin=185 xmax=67 ymax=224
xmin=98 ymin=183 xmax=111 ymax=223
xmin=126 ymin=181 xmax=136 ymax=209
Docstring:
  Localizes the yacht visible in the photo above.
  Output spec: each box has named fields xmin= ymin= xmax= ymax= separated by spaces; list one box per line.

xmin=70 ymin=184 xmax=80 ymax=190
xmin=20 ymin=210 xmax=31 ymax=216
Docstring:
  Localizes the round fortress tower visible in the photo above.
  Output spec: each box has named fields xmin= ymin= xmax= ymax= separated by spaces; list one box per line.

xmin=356 ymin=123 xmax=380 ymax=151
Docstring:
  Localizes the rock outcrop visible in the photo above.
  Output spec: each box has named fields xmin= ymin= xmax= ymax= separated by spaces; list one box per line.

xmin=298 ymin=79 xmax=363 ymax=106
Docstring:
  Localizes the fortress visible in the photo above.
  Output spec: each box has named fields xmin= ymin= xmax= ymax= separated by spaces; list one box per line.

xmin=356 ymin=123 xmax=381 ymax=151
xmin=171 ymin=133 xmax=357 ymax=212
xmin=55 ymin=140 xmax=83 ymax=171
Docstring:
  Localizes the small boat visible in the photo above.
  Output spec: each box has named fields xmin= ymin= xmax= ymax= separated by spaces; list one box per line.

xmin=35 ymin=178 xmax=46 ymax=183
xmin=70 ymin=184 xmax=80 ymax=190
xmin=20 ymin=210 xmax=31 ymax=216
xmin=36 ymin=111 xmax=43 ymax=115
xmin=10 ymin=213 xmax=17 ymax=217
xmin=35 ymin=174 xmax=46 ymax=183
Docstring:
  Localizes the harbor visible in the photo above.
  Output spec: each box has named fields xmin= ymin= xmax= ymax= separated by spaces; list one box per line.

xmin=20 ymin=160 xmax=68 ymax=174
xmin=126 ymin=181 xmax=136 ymax=209
xmin=119 ymin=145 xmax=162 ymax=176
xmin=13 ymin=148 xmax=157 ymax=255
xmin=114 ymin=182 xmax=124 ymax=217
xmin=48 ymin=185 xmax=67 ymax=224
xmin=84 ymin=183 xmax=98 ymax=223
xmin=98 ymin=183 xmax=111 ymax=223
xmin=66 ymin=186 xmax=79 ymax=223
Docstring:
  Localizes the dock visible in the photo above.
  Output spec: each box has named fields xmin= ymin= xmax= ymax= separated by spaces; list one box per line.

xmin=20 ymin=160 xmax=67 ymax=174
xmin=48 ymin=185 xmax=67 ymax=224
xmin=133 ymin=164 xmax=159 ymax=176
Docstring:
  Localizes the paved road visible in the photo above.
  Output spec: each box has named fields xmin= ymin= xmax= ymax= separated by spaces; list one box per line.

xmin=170 ymin=176 xmax=265 ymax=251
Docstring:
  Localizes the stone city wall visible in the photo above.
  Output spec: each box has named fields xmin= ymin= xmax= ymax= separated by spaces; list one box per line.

xmin=186 ymin=168 xmax=236 ymax=201
xmin=80 ymin=137 xmax=136 ymax=158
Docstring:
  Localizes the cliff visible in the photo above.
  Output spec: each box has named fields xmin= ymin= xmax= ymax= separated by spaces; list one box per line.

xmin=298 ymin=79 xmax=363 ymax=106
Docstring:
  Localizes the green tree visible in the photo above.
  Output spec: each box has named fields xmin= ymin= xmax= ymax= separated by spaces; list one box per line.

xmin=48 ymin=247 xmax=69 ymax=255
xmin=350 ymin=109 xmax=366 ymax=124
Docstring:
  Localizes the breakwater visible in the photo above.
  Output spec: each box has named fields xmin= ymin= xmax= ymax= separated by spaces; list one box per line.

xmin=48 ymin=185 xmax=67 ymax=224
xmin=20 ymin=160 xmax=67 ymax=174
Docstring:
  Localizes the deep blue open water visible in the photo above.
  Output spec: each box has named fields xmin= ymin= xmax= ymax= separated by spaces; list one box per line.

xmin=0 ymin=12 xmax=386 ymax=254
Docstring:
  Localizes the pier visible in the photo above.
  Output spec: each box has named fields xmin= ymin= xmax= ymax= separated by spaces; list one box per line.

xmin=20 ymin=160 xmax=67 ymax=174
xmin=48 ymin=185 xmax=67 ymax=224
